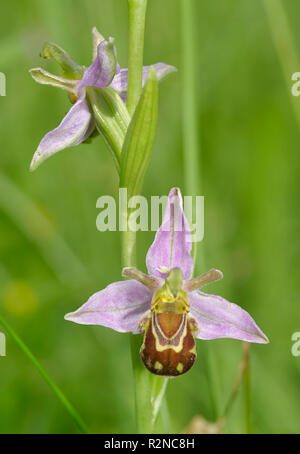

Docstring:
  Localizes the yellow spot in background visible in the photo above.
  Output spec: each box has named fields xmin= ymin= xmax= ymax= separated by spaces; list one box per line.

xmin=176 ymin=362 xmax=183 ymax=373
xmin=154 ymin=361 xmax=163 ymax=370
xmin=2 ymin=280 xmax=38 ymax=317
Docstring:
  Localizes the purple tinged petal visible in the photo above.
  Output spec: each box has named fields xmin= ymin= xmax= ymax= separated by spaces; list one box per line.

xmin=146 ymin=187 xmax=194 ymax=280
xmin=78 ymin=38 xmax=118 ymax=91
xmin=92 ymin=26 xmax=104 ymax=61
xmin=118 ymin=92 xmax=127 ymax=103
xmin=122 ymin=267 xmax=163 ymax=292
xmin=189 ymin=291 xmax=269 ymax=343
xmin=64 ymin=280 xmax=152 ymax=334
xmin=110 ymin=63 xmax=177 ymax=95
xmin=143 ymin=62 xmax=177 ymax=85
xmin=72 ymin=118 xmax=95 ymax=145
xmin=30 ymin=92 xmax=92 ymax=171
xmin=183 ymin=269 xmax=223 ymax=292
xmin=109 ymin=68 xmax=129 ymax=93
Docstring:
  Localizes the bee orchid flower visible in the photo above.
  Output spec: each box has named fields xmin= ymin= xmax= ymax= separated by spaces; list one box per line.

xmin=65 ymin=188 xmax=269 ymax=377
xmin=29 ymin=27 xmax=176 ymax=171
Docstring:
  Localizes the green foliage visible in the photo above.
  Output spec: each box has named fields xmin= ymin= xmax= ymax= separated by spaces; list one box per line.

xmin=89 ymin=87 xmax=131 ymax=173
xmin=0 ymin=0 xmax=299 ymax=434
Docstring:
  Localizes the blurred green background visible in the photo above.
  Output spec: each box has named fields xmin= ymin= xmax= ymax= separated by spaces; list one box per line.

xmin=0 ymin=0 xmax=299 ymax=434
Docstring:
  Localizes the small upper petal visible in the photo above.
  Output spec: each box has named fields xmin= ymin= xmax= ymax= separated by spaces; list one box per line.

xmin=30 ymin=92 xmax=92 ymax=171
xmin=92 ymin=26 xmax=105 ymax=61
xmin=142 ymin=63 xmax=177 ymax=85
xmin=78 ymin=38 xmax=118 ymax=91
xmin=29 ymin=68 xmax=78 ymax=93
xmin=146 ymin=187 xmax=194 ymax=280
xmin=64 ymin=280 xmax=151 ymax=334
xmin=109 ymin=68 xmax=128 ymax=93
xmin=110 ymin=62 xmax=177 ymax=95
xmin=189 ymin=291 xmax=269 ymax=343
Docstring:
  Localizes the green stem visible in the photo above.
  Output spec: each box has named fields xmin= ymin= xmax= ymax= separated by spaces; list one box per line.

xmin=222 ymin=342 xmax=250 ymax=422
xmin=126 ymin=0 xmax=151 ymax=435
xmin=181 ymin=0 xmax=220 ymax=420
xmin=122 ymin=197 xmax=164 ymax=434
xmin=263 ymin=0 xmax=300 ymax=128
xmin=121 ymin=212 xmax=150 ymax=433
xmin=125 ymin=0 xmax=169 ymax=433
xmin=0 ymin=314 xmax=89 ymax=434
xmin=121 ymin=229 xmax=136 ymax=269
xmin=130 ymin=334 xmax=153 ymax=433
xmin=127 ymin=0 xmax=148 ymax=116
xmin=181 ymin=0 xmax=200 ymax=201
xmin=243 ymin=344 xmax=253 ymax=434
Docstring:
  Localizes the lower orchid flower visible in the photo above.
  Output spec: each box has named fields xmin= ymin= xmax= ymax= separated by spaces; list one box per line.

xmin=65 ymin=188 xmax=268 ymax=377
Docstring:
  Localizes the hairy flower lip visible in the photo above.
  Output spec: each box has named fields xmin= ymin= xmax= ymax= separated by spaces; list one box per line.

xmin=65 ymin=187 xmax=269 ymax=346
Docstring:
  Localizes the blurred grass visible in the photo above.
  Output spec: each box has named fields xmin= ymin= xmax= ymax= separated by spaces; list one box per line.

xmin=0 ymin=0 xmax=299 ymax=433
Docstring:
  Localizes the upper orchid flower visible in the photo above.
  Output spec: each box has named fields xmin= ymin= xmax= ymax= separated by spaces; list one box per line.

xmin=65 ymin=188 xmax=268 ymax=377
xmin=29 ymin=27 xmax=176 ymax=171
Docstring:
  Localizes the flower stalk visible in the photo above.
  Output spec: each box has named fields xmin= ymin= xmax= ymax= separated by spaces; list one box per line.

xmin=127 ymin=0 xmax=148 ymax=116
xmin=222 ymin=342 xmax=251 ymax=420
xmin=125 ymin=0 xmax=167 ymax=433
xmin=243 ymin=344 xmax=253 ymax=433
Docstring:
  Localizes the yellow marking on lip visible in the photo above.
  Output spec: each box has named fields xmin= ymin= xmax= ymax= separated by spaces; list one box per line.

xmin=154 ymin=361 xmax=163 ymax=371
xmin=152 ymin=313 xmax=187 ymax=353
xmin=176 ymin=362 xmax=184 ymax=373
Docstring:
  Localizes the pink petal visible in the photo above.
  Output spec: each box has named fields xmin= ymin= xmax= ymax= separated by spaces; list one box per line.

xmin=110 ymin=63 xmax=177 ymax=95
xmin=189 ymin=291 xmax=269 ymax=343
xmin=78 ymin=38 xmax=118 ymax=91
xmin=30 ymin=92 xmax=92 ymax=171
xmin=65 ymin=280 xmax=151 ymax=334
xmin=146 ymin=187 xmax=194 ymax=280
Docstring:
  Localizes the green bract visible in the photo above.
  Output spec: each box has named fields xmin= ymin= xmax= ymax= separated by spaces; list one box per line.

xmin=120 ymin=67 xmax=158 ymax=198
xmin=87 ymin=87 xmax=130 ymax=173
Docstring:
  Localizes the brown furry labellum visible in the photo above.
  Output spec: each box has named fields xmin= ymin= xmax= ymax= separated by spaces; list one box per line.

xmin=139 ymin=286 xmax=198 ymax=377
